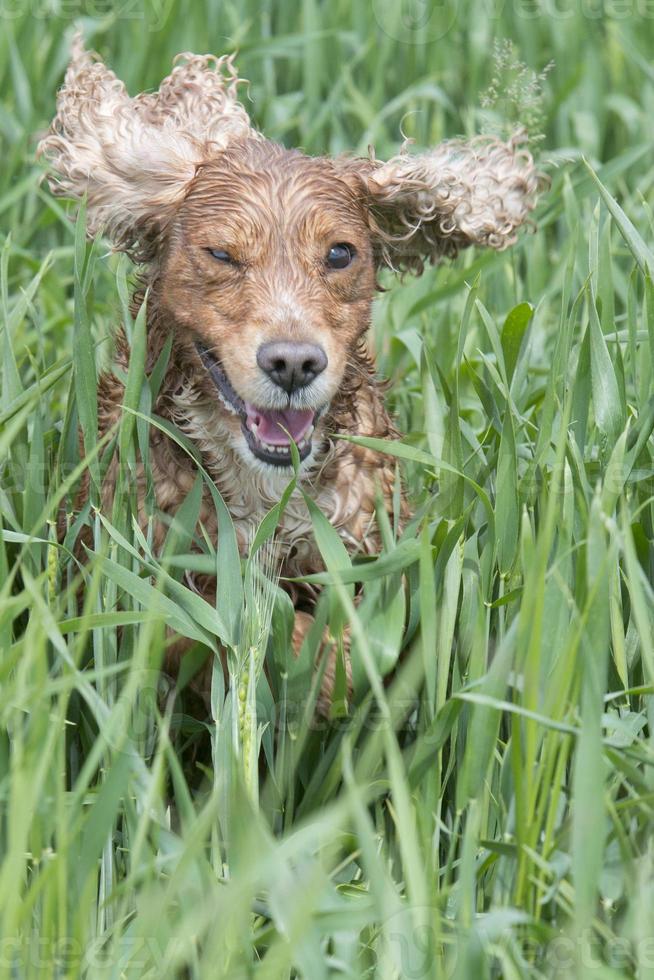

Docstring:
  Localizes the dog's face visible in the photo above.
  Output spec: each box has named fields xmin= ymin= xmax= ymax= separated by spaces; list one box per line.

xmin=161 ymin=144 xmax=376 ymax=469
xmin=39 ymin=37 xmax=538 ymax=473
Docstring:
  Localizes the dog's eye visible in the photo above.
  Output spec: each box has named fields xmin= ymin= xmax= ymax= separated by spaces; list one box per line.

xmin=207 ymin=248 xmax=234 ymax=263
xmin=326 ymin=243 xmax=355 ymax=269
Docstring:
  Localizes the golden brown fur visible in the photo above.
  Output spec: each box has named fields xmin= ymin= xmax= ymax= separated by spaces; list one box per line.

xmin=39 ymin=37 xmax=538 ymax=710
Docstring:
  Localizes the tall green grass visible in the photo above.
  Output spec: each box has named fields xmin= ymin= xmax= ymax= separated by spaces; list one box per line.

xmin=2 ymin=2 xmax=654 ymax=976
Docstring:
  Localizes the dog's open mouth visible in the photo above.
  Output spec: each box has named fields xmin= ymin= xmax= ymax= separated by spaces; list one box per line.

xmin=195 ymin=341 xmax=316 ymax=466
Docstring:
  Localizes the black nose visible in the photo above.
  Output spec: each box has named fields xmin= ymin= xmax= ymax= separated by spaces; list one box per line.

xmin=257 ymin=341 xmax=328 ymax=394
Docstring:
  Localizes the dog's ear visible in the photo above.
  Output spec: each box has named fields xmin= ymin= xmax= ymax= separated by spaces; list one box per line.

xmin=38 ymin=33 xmax=258 ymax=257
xmin=343 ymin=133 xmax=539 ymax=273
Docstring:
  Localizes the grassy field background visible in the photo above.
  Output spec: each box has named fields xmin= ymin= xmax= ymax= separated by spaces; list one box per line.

xmin=2 ymin=1 xmax=654 ymax=977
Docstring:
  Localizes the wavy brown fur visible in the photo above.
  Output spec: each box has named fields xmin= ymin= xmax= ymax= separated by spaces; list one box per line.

xmin=39 ymin=37 xmax=539 ymax=711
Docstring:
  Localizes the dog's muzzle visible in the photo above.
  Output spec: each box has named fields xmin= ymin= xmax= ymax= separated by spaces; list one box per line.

xmin=195 ymin=340 xmax=322 ymax=467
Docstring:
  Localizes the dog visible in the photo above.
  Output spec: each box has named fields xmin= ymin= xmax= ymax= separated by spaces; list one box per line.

xmin=38 ymin=36 xmax=538 ymax=710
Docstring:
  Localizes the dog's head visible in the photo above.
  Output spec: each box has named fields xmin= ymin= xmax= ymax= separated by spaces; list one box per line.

xmin=39 ymin=35 xmax=538 ymax=471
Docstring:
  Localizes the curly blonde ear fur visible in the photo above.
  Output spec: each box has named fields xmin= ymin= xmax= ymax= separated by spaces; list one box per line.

xmin=363 ymin=131 xmax=539 ymax=273
xmin=37 ymin=33 xmax=259 ymax=257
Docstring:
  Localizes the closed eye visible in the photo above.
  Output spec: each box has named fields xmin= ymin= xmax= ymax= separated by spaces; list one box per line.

xmin=206 ymin=247 xmax=236 ymax=264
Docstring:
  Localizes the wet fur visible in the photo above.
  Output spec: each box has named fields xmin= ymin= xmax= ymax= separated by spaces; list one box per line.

xmin=39 ymin=37 xmax=538 ymax=710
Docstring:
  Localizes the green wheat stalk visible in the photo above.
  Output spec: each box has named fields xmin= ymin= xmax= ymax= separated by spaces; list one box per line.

xmin=230 ymin=536 xmax=279 ymax=803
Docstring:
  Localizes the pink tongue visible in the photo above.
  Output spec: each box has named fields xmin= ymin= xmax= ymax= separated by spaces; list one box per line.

xmin=245 ymin=404 xmax=315 ymax=446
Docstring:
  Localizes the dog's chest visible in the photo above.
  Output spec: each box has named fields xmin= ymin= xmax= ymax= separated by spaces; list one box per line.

xmin=227 ymin=470 xmax=378 ymax=576
xmin=159 ymin=384 xmax=388 ymax=571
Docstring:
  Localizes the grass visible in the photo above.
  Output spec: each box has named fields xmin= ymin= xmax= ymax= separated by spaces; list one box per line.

xmin=2 ymin=2 xmax=654 ymax=977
